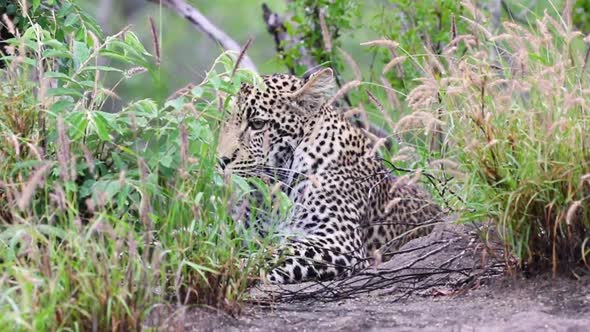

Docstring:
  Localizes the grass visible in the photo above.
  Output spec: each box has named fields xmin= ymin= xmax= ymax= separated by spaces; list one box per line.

xmin=393 ymin=5 xmax=590 ymax=274
xmin=0 ymin=3 xmax=276 ymax=330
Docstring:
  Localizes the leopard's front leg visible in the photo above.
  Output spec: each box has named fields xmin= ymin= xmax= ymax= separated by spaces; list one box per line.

xmin=266 ymin=235 xmax=367 ymax=284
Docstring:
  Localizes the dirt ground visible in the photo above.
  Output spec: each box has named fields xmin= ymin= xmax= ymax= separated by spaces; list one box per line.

xmin=150 ymin=222 xmax=590 ymax=331
xmin=152 ymin=275 xmax=590 ymax=332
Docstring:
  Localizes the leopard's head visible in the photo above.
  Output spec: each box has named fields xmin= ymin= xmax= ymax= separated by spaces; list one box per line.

xmin=217 ymin=68 xmax=335 ymax=178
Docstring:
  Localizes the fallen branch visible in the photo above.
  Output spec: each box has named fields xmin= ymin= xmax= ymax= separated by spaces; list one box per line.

xmin=147 ymin=0 xmax=257 ymax=72
xmin=251 ymin=223 xmax=506 ymax=303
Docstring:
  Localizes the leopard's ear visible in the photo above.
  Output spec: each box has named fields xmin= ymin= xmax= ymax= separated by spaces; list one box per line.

xmin=289 ymin=68 xmax=335 ymax=106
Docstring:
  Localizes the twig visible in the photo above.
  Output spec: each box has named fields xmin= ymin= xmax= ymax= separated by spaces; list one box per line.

xmin=252 ymin=220 xmax=506 ymax=303
xmin=148 ymin=16 xmax=161 ymax=66
xmin=147 ymin=0 xmax=257 ymax=72
xmin=231 ymin=38 xmax=253 ymax=78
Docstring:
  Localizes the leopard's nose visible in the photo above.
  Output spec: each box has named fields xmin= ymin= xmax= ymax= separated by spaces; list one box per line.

xmin=218 ymin=157 xmax=231 ymax=170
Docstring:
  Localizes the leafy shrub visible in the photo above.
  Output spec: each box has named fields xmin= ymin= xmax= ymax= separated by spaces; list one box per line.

xmin=282 ymin=0 xmax=361 ymax=74
xmin=0 ymin=2 xmax=276 ymax=330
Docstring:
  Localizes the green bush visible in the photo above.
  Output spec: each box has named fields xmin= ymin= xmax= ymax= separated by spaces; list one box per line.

xmin=0 ymin=3 xmax=277 ymax=330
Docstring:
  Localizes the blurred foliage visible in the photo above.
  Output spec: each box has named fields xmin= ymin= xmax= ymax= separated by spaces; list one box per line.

xmin=77 ymin=0 xmax=288 ymax=108
xmin=370 ymin=0 xmax=466 ymax=92
xmin=574 ymin=0 xmax=590 ymax=32
xmin=282 ymin=0 xmax=362 ymax=74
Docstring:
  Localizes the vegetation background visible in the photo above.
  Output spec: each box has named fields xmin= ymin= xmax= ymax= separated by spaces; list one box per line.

xmin=0 ymin=0 xmax=589 ymax=331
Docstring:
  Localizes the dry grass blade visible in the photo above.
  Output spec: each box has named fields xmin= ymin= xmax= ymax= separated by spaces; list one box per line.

xmin=56 ymin=117 xmax=71 ymax=183
xmin=327 ymin=80 xmax=361 ymax=106
xmin=148 ymin=16 xmax=161 ymax=66
xmin=382 ymin=56 xmax=407 ymax=76
xmin=365 ymin=90 xmax=396 ymax=138
xmin=180 ymin=123 xmax=189 ymax=167
xmin=150 ymin=0 xmax=257 ymax=71
xmin=231 ymin=37 xmax=253 ymax=78
xmin=356 ymin=104 xmax=370 ymax=130
xmin=562 ymin=0 xmax=574 ymax=28
xmin=565 ymin=201 xmax=581 ymax=226
xmin=18 ymin=162 xmax=51 ymax=210
xmin=319 ymin=8 xmax=332 ymax=52
xmin=338 ymin=48 xmax=362 ymax=81
xmin=2 ymin=14 xmax=16 ymax=35
xmin=380 ymin=76 xmax=402 ymax=111
xmin=360 ymin=39 xmax=399 ymax=49
xmin=451 ymin=14 xmax=457 ymax=42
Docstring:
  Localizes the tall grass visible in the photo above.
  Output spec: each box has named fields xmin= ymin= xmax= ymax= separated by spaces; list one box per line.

xmin=0 ymin=3 xmax=275 ymax=330
xmin=394 ymin=3 xmax=590 ymax=274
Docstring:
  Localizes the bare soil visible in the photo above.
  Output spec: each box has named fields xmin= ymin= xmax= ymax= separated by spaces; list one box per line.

xmin=149 ymin=222 xmax=590 ymax=331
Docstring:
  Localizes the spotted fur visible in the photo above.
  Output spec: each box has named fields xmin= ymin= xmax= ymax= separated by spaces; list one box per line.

xmin=217 ymin=69 xmax=443 ymax=283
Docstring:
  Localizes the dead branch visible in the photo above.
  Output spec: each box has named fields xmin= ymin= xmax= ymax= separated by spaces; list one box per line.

xmin=251 ymin=223 xmax=506 ymax=303
xmin=147 ymin=0 xmax=257 ymax=72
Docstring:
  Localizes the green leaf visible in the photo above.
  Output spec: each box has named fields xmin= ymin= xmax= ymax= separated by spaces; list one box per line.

xmin=124 ymin=32 xmax=151 ymax=57
xmin=209 ymin=75 xmax=221 ymax=90
xmin=191 ymin=86 xmax=204 ymax=98
xmin=160 ymin=154 xmax=173 ymax=168
xmin=92 ymin=180 xmax=122 ymax=201
xmin=64 ymin=13 xmax=78 ymax=27
xmin=232 ymin=175 xmax=253 ymax=194
xmin=1 ymin=55 xmax=36 ymax=66
xmin=130 ymin=99 xmax=159 ymax=118
xmin=43 ymin=49 xmax=72 ymax=59
xmin=82 ymin=66 xmax=123 ymax=73
xmin=37 ymin=225 xmax=66 ymax=239
xmin=73 ymin=40 xmax=91 ymax=71
xmin=99 ymin=50 xmax=134 ymax=64
xmin=46 ymin=87 xmax=83 ymax=98
xmin=44 ymin=71 xmax=71 ymax=80
xmin=66 ymin=111 xmax=88 ymax=140
xmin=93 ymin=112 xmax=111 ymax=141
xmin=182 ymin=260 xmax=218 ymax=280
xmin=32 ymin=0 xmax=41 ymax=12
xmin=79 ymin=179 xmax=96 ymax=198
xmin=50 ymin=100 xmax=74 ymax=113
xmin=164 ymin=98 xmax=185 ymax=111
xmin=43 ymin=39 xmax=67 ymax=50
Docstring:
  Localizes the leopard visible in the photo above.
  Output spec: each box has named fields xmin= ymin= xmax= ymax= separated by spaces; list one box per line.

xmin=217 ymin=68 xmax=444 ymax=284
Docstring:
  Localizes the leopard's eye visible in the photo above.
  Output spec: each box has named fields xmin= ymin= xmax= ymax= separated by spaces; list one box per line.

xmin=249 ymin=118 xmax=267 ymax=130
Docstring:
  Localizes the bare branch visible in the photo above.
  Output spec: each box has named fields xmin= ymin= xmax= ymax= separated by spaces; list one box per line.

xmin=251 ymin=222 xmax=506 ymax=303
xmin=147 ymin=0 xmax=257 ymax=72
